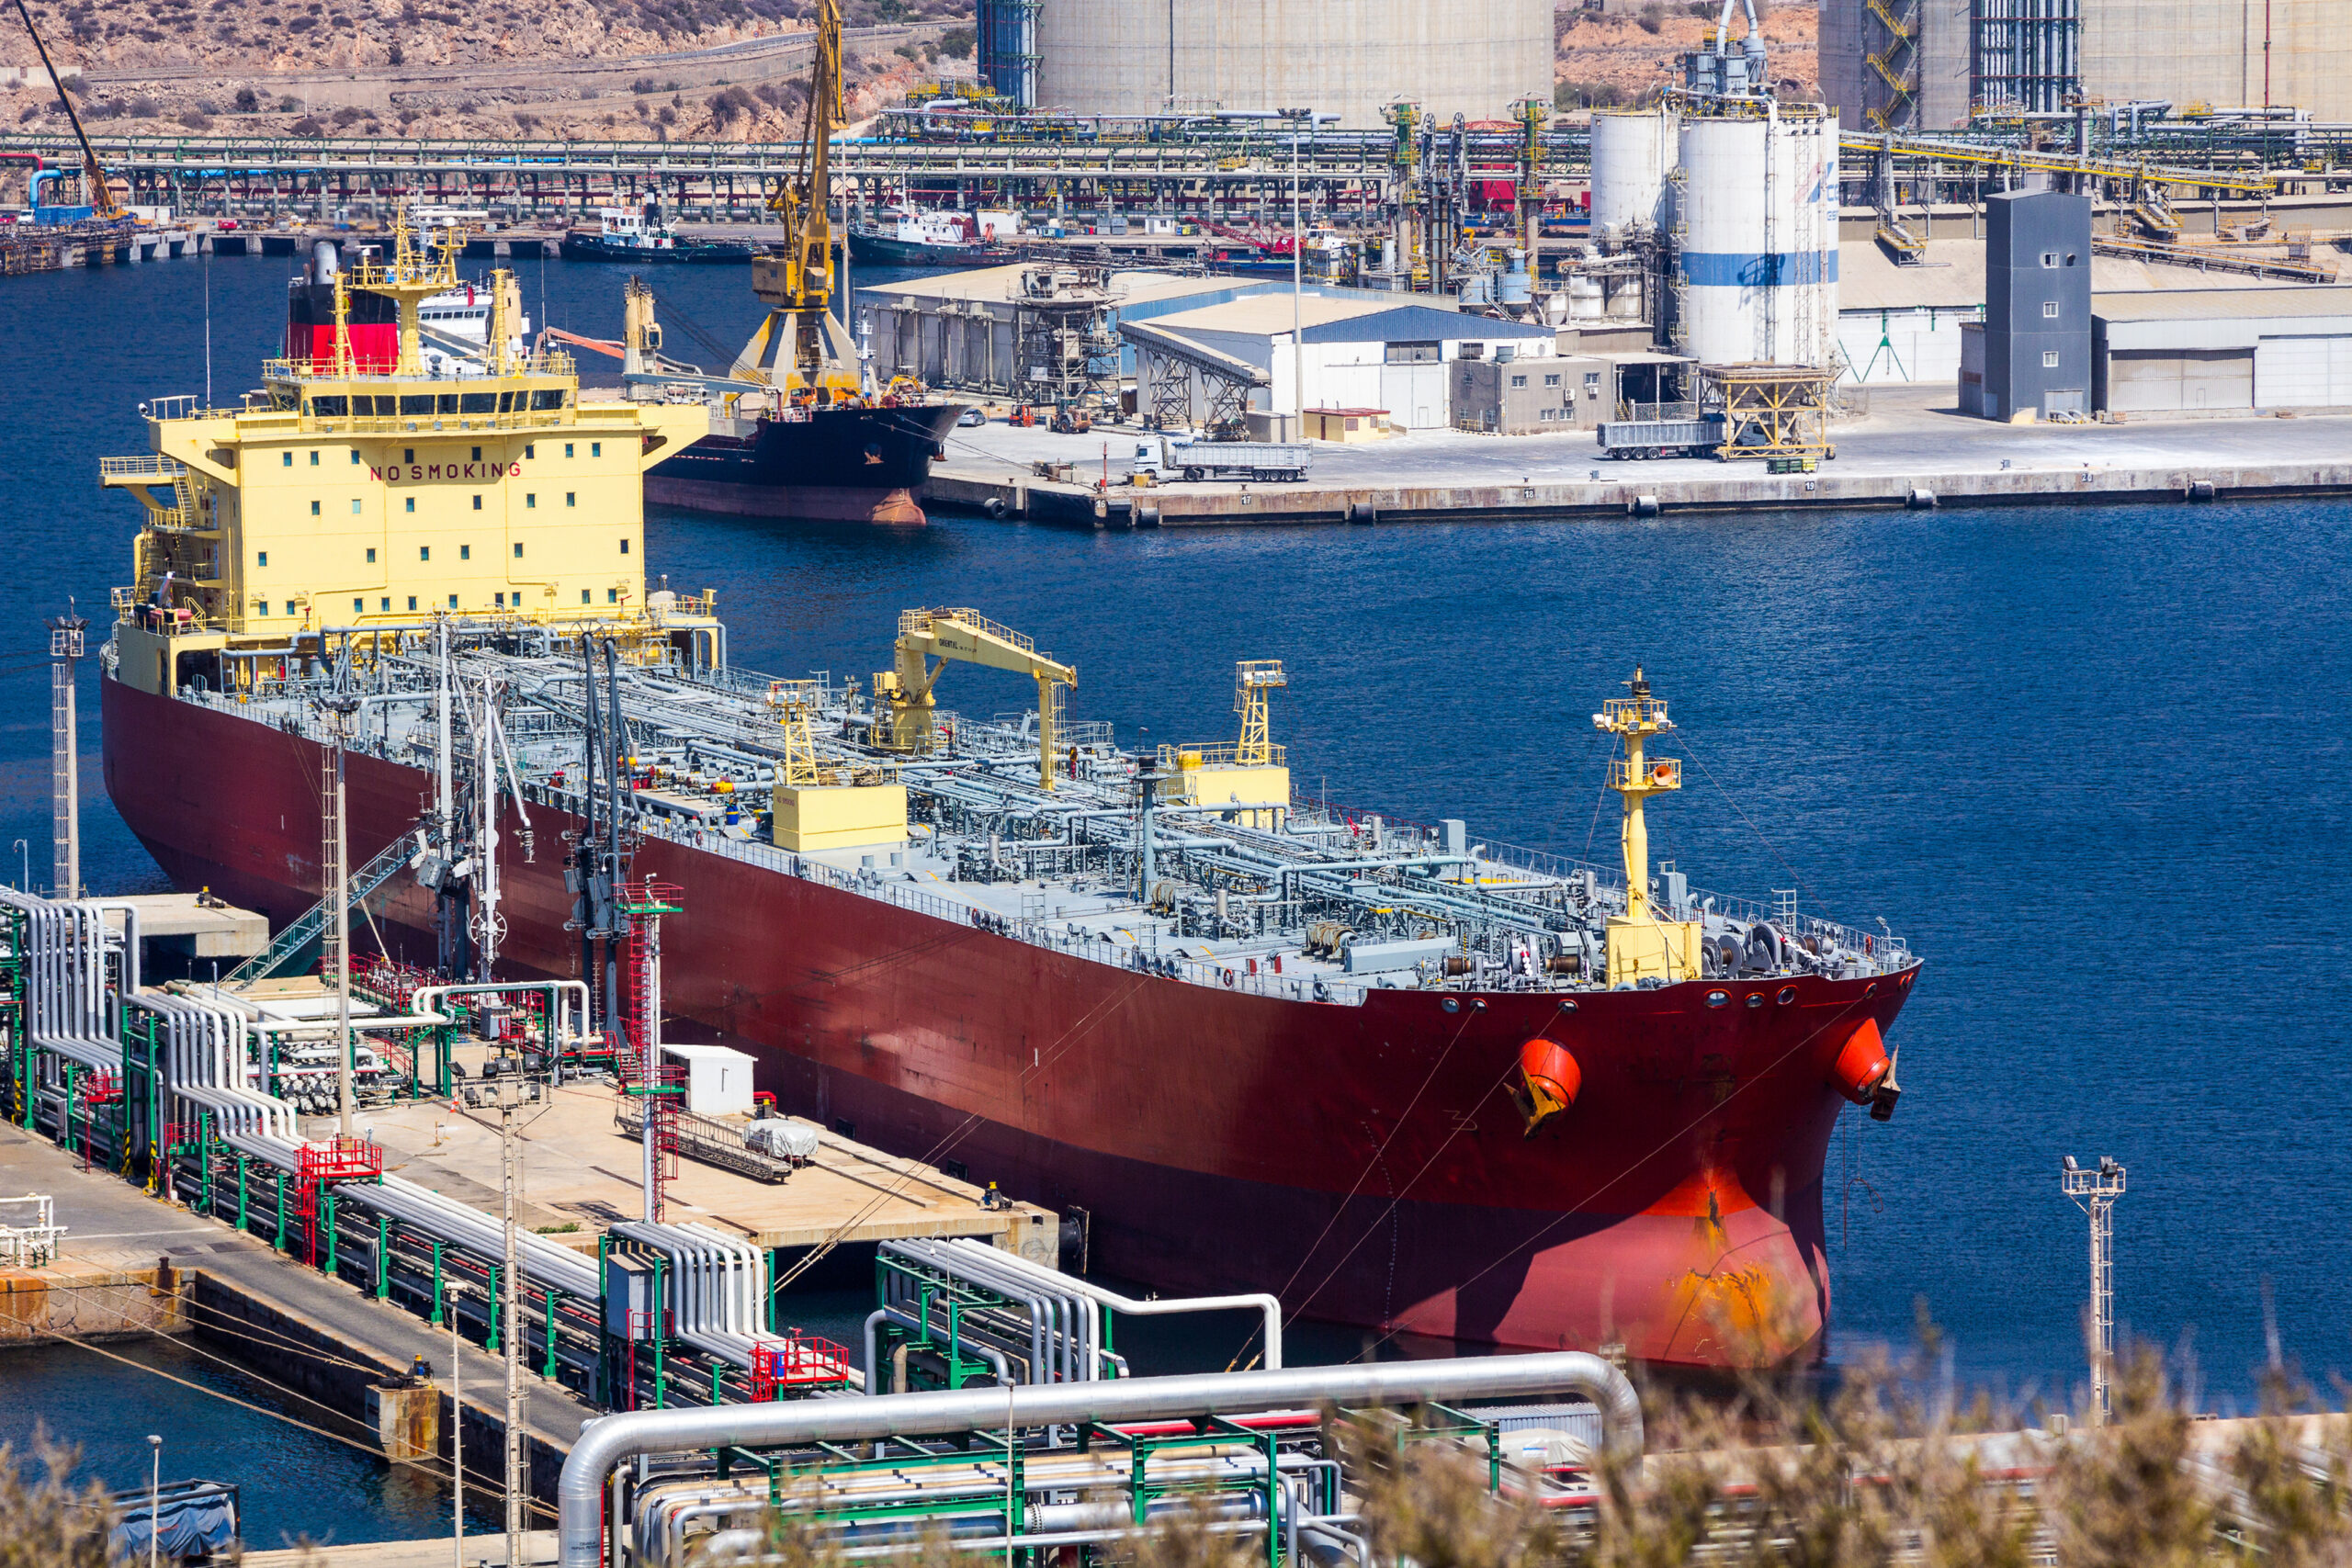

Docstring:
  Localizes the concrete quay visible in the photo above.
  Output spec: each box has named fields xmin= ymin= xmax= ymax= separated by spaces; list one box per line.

xmin=924 ymin=386 xmax=2352 ymax=525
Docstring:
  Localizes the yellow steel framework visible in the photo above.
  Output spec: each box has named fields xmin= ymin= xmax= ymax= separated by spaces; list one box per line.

xmin=876 ymin=608 xmax=1077 ymax=792
xmin=1702 ymin=364 xmax=1834 ymax=462
xmin=1233 ymin=660 xmax=1286 ymax=767
xmin=1843 ymin=131 xmax=2278 ymax=199
xmin=1594 ymin=669 xmax=1699 ymax=986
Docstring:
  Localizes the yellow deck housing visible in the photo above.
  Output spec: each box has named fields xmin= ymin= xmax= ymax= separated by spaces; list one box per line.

xmin=1605 ymin=916 xmax=1703 ymax=987
xmin=772 ymin=783 xmax=910 ymax=853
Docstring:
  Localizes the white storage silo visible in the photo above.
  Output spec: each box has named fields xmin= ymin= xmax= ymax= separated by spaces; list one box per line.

xmin=1673 ymin=108 xmax=1839 ymax=367
xmin=1589 ymin=106 xmax=1679 ymax=235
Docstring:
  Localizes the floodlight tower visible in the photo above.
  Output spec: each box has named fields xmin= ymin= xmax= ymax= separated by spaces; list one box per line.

xmin=2063 ymin=1154 xmax=2127 ymax=1426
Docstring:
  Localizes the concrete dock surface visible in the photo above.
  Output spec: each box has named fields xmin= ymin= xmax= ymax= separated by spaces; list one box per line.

xmin=926 ymin=386 xmax=2352 ymax=524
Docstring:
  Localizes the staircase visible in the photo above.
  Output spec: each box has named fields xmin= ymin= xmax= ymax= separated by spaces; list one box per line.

xmin=223 ymin=832 xmax=418 ymax=988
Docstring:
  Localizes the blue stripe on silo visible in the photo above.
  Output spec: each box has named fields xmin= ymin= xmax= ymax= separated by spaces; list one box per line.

xmin=1678 ymin=251 xmax=1841 ymax=287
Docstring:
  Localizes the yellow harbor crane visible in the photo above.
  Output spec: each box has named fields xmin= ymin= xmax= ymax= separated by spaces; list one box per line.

xmin=876 ymin=609 xmax=1078 ymax=793
xmin=734 ymin=0 xmax=861 ymax=399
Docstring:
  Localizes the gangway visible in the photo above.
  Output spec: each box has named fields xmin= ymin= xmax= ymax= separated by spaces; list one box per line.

xmin=223 ymin=831 xmax=417 ymax=987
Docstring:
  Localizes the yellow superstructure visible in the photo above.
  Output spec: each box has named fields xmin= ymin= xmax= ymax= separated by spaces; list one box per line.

xmin=1595 ymin=667 xmax=1701 ymax=987
xmin=104 ymin=218 xmax=711 ymax=697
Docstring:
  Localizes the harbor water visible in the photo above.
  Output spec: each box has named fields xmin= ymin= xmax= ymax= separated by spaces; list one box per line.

xmin=0 ymin=251 xmax=2346 ymax=1529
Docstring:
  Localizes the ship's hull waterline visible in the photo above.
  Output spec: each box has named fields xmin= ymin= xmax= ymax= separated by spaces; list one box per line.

xmin=102 ymin=675 xmax=1916 ymax=1367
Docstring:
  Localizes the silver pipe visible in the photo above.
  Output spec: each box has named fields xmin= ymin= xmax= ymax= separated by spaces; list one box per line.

xmin=559 ymin=1352 xmax=1641 ymax=1568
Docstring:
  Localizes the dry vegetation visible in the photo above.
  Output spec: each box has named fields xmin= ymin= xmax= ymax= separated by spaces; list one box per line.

xmin=1554 ymin=0 xmax=1818 ymax=112
xmin=15 ymin=1341 xmax=2352 ymax=1568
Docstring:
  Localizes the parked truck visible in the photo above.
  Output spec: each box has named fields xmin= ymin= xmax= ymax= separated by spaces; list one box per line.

xmin=1594 ymin=412 xmax=1727 ymax=460
xmin=1132 ymin=435 xmax=1312 ymax=483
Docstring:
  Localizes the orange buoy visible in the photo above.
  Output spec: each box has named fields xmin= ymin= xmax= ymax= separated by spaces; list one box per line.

xmin=1828 ymin=1017 xmax=1892 ymax=1104
xmin=1516 ymin=1036 xmax=1582 ymax=1134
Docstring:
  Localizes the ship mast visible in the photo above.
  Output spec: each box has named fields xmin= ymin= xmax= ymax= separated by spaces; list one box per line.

xmin=1593 ymin=667 xmax=1697 ymax=985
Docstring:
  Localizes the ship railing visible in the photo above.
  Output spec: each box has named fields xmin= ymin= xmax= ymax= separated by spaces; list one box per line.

xmin=629 ymin=816 xmax=1369 ymax=1006
xmin=99 ymin=455 xmax=189 ymax=480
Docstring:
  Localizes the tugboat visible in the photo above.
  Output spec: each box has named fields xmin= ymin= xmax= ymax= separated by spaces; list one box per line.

xmin=845 ymin=208 xmax=1022 ymax=267
xmin=560 ymin=204 xmax=754 ymax=264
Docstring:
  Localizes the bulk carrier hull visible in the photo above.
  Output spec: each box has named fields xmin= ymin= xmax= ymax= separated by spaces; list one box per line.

xmin=647 ymin=402 xmax=964 ymax=525
xmin=103 ymin=674 xmax=1916 ymax=1367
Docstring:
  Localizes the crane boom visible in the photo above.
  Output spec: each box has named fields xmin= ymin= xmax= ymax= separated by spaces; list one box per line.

xmin=877 ymin=608 xmax=1078 ymax=792
xmin=735 ymin=0 xmax=859 ymax=398
xmin=10 ymin=0 xmax=123 ymax=220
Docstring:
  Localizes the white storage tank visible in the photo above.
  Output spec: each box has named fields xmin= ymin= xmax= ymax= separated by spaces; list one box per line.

xmin=1589 ymin=106 xmax=1679 ymax=235
xmin=1673 ymin=108 xmax=1839 ymax=367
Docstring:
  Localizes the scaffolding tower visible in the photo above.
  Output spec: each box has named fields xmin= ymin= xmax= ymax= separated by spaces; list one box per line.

xmin=2063 ymin=1154 xmax=2126 ymax=1426
xmin=1009 ymin=265 xmax=1125 ymax=417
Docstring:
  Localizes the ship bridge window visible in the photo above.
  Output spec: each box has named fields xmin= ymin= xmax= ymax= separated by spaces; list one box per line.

xmin=470 ymin=446 xmax=482 ymax=462
xmin=400 ymin=396 xmax=434 ymax=417
xmin=437 ymin=394 xmax=460 ymax=414
xmin=459 ymin=392 xmax=497 ymax=414
xmin=531 ymin=390 xmax=566 ymax=412
xmin=309 ymin=396 xmax=349 ymax=417
xmin=403 ymin=448 xmax=415 ymax=463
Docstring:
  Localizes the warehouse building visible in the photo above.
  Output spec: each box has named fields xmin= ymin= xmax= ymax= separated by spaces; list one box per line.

xmin=2091 ymin=289 xmax=2352 ymax=414
xmin=1125 ymin=296 xmax=1554 ymax=431
xmin=855 ymin=266 xmax=1269 ymax=398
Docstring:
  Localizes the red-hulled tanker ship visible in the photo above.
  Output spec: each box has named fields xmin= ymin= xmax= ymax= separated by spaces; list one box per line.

xmin=97 ymin=245 xmax=1917 ymax=1366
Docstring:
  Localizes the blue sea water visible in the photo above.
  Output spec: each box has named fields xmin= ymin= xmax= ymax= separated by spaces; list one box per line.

xmin=0 ymin=250 xmax=2346 ymax=1528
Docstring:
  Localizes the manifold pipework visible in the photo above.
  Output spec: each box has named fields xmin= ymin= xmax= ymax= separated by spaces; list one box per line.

xmin=556 ymin=1352 xmax=1643 ymax=1568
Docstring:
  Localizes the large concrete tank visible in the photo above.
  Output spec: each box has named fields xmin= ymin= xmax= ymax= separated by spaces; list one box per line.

xmin=1673 ymin=109 xmax=1839 ymax=367
xmin=1033 ymin=0 xmax=1552 ymax=128
xmin=1589 ymin=107 xmax=1679 ymax=235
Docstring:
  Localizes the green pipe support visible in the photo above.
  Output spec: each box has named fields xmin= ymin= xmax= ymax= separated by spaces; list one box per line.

xmin=322 ymin=1191 xmax=340 ymax=1276
xmin=429 ymin=1240 xmax=446 ymax=1325
xmin=487 ymin=1265 xmax=503 ymax=1353
xmin=273 ymin=1172 xmax=289 ymax=1250
xmin=651 ymin=1256 xmax=668 ymax=1409
xmin=543 ymin=1289 xmax=558 ymax=1380
xmin=377 ymin=1217 xmax=393 ymax=1300
xmin=235 ymin=1154 xmax=250 ymax=1235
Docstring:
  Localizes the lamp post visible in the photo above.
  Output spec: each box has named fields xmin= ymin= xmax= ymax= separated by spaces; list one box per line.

xmin=146 ymin=1434 xmax=162 ymax=1568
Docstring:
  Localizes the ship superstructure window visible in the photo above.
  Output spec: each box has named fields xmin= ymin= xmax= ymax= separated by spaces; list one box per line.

xmin=526 ymin=494 xmax=536 ymax=509
xmin=495 ymin=593 xmax=506 ymax=607
xmin=407 ymin=596 xmax=417 ymax=611
xmin=353 ymin=598 xmax=364 ymax=613
xmin=311 ymin=501 xmax=321 ymax=516
xmin=448 ymin=593 xmax=459 ymax=608
xmin=566 ymin=492 xmax=575 ymax=507
xmin=582 ymin=591 xmax=591 ymax=604
xmin=401 ymin=397 xmax=432 ymax=417
xmin=460 ymin=545 xmax=470 ymax=559
xmin=438 ymin=394 xmax=459 ymax=414
xmin=472 ymin=496 xmax=482 ymax=511
xmin=619 ymin=539 xmax=629 ymax=554
xmin=532 ymin=390 xmax=566 ymax=411
xmin=404 ymin=448 xmax=415 ymax=463
xmin=367 ymin=547 xmax=377 ymax=562
xmin=514 ymin=543 xmax=524 ymax=558
xmin=460 ymin=393 xmax=496 ymax=414
xmin=257 ymin=551 xmax=267 ymax=567
xmin=350 ymin=449 xmax=360 ymax=464
xmin=591 ymin=442 xmax=602 ymax=457
xmin=281 ymin=453 xmax=292 ymax=468
xmin=608 ymin=589 xmax=618 ymax=604
xmin=309 ymin=451 xmax=320 ymax=467
xmin=381 ymin=597 xmax=390 ymax=612
xmin=405 ymin=498 xmax=415 ymax=513
xmin=310 ymin=396 xmax=348 ymax=416
xmin=420 ymin=547 xmax=430 ymax=561
xmin=525 ymin=445 xmax=536 ymax=459
xmin=350 ymin=499 xmax=362 ymax=514
xmin=471 ymin=446 xmax=482 ymax=462
xmin=257 ymin=602 xmax=269 ymax=615
xmin=564 ymin=444 xmax=574 ymax=457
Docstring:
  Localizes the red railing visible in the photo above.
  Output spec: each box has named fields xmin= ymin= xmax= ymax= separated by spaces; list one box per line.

xmin=749 ymin=1334 xmax=854 ymax=1399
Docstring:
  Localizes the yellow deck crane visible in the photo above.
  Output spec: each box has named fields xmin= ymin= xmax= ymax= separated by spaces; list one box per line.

xmin=10 ymin=0 xmax=126 ymax=221
xmin=876 ymin=609 xmax=1077 ymax=793
xmin=733 ymin=0 xmax=861 ymax=400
